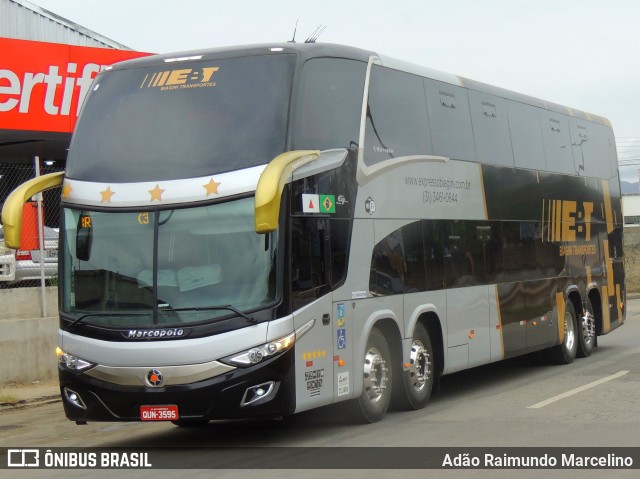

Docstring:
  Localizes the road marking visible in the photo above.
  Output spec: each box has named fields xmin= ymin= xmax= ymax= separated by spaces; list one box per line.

xmin=527 ymin=370 xmax=629 ymax=409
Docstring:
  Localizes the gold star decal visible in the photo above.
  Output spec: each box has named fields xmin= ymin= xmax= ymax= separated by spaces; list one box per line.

xmin=100 ymin=186 xmax=115 ymax=203
xmin=203 ymin=178 xmax=221 ymax=196
xmin=149 ymin=184 xmax=165 ymax=202
xmin=62 ymin=182 xmax=72 ymax=199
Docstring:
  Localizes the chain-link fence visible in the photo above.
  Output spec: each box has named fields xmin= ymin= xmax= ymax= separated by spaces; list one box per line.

xmin=0 ymin=162 xmax=64 ymax=301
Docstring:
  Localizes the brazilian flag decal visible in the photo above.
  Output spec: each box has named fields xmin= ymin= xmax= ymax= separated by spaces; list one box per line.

xmin=319 ymin=195 xmax=336 ymax=213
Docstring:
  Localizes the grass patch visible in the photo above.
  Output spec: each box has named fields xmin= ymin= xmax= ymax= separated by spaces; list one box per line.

xmin=0 ymin=393 xmax=19 ymax=404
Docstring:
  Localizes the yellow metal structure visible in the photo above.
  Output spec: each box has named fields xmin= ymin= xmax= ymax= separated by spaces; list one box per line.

xmin=255 ymin=150 xmax=319 ymax=233
xmin=1 ymin=171 xmax=64 ymax=249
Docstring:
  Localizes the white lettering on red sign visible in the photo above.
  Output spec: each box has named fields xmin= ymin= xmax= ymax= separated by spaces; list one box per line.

xmin=0 ymin=63 xmax=104 ymax=116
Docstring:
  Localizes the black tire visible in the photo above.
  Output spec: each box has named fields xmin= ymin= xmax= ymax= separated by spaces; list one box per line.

xmin=347 ymin=328 xmax=392 ymax=424
xmin=576 ymin=298 xmax=596 ymax=358
xmin=548 ymin=301 xmax=578 ymax=365
xmin=395 ymin=322 xmax=434 ymax=410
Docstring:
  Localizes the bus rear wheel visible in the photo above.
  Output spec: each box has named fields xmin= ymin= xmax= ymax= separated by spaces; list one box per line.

xmin=347 ymin=327 xmax=392 ymax=423
xmin=395 ymin=322 xmax=434 ymax=410
xmin=548 ymin=301 xmax=578 ymax=365
xmin=576 ymin=298 xmax=596 ymax=358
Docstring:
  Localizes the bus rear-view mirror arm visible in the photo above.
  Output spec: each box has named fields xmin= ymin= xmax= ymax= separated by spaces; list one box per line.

xmin=255 ymin=150 xmax=320 ymax=234
xmin=1 ymin=171 xmax=64 ymax=249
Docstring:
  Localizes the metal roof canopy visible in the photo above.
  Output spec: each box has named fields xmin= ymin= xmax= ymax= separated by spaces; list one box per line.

xmin=0 ymin=0 xmax=134 ymax=165
xmin=1 ymin=0 xmax=131 ymax=49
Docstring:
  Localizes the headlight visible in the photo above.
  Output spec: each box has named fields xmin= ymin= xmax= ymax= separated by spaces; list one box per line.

xmin=56 ymin=347 xmax=95 ymax=372
xmin=221 ymin=318 xmax=315 ymax=368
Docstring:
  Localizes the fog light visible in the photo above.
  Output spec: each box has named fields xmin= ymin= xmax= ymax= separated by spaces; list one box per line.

xmin=64 ymin=387 xmax=87 ymax=410
xmin=240 ymin=381 xmax=277 ymax=407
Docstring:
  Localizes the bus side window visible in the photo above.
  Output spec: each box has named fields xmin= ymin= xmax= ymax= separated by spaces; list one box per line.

xmin=423 ymin=220 xmax=445 ymax=291
xmin=502 ymin=221 xmax=524 ymax=282
xmin=466 ymin=221 xmax=503 ymax=285
xmin=402 ymin=221 xmax=426 ymax=293
xmin=370 ymin=229 xmax=405 ymax=296
xmin=443 ymin=220 xmax=470 ymax=288
xmin=364 ymin=65 xmax=431 ymax=165
xmin=329 ymin=219 xmax=350 ymax=288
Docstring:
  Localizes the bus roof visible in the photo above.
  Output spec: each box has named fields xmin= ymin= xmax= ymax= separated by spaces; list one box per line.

xmin=108 ymin=42 xmax=611 ymax=128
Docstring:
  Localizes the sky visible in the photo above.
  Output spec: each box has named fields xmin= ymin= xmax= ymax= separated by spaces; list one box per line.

xmin=30 ymin=0 xmax=640 ymax=182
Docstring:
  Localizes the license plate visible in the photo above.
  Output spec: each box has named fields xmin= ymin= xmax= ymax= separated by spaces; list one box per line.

xmin=140 ymin=405 xmax=179 ymax=421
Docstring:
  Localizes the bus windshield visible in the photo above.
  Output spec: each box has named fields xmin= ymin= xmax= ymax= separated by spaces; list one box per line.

xmin=66 ymin=54 xmax=295 ymax=182
xmin=61 ymin=197 xmax=279 ymax=327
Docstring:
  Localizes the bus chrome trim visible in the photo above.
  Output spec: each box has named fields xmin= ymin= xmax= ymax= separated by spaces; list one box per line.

xmin=356 ymin=55 xmax=379 ymax=184
xmin=255 ymin=149 xmax=319 ymax=233
xmin=83 ymin=360 xmax=236 ymax=387
xmin=60 ymin=165 xmax=267 ymax=208
xmin=1 ymin=171 xmax=64 ymax=249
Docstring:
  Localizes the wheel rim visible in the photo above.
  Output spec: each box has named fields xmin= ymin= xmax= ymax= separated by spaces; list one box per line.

xmin=564 ymin=310 xmax=576 ymax=351
xmin=408 ymin=339 xmax=431 ymax=393
xmin=581 ymin=310 xmax=595 ymax=345
xmin=363 ymin=346 xmax=389 ymax=403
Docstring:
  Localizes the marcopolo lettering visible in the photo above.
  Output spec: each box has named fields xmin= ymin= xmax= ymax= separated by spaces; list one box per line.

xmin=0 ymin=62 xmax=104 ymax=116
xmin=126 ymin=329 xmax=185 ymax=339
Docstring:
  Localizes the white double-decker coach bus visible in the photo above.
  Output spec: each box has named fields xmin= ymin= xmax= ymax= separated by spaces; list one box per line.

xmin=2 ymin=43 xmax=625 ymax=425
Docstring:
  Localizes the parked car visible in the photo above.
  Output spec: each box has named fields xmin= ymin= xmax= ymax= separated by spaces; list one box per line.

xmin=0 ymin=224 xmax=58 ymax=285
xmin=0 ymin=226 xmax=16 ymax=282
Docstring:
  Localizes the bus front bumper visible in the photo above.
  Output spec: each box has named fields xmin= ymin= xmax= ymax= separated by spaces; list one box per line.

xmin=58 ymin=347 xmax=295 ymax=423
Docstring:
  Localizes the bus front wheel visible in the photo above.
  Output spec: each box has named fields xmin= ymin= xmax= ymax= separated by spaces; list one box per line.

xmin=348 ymin=327 xmax=392 ymax=423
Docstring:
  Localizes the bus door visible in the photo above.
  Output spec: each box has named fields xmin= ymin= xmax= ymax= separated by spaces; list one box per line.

xmin=291 ymin=217 xmax=335 ymax=412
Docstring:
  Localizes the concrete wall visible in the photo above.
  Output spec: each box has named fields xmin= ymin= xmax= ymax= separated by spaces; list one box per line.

xmin=0 ymin=286 xmax=57 ymax=320
xmin=0 ymin=287 xmax=58 ymax=384
xmin=0 ymin=316 xmax=58 ymax=384
xmin=625 ymin=227 xmax=640 ymax=294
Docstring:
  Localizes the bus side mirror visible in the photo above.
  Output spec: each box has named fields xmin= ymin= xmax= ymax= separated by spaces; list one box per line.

xmin=76 ymin=214 xmax=93 ymax=261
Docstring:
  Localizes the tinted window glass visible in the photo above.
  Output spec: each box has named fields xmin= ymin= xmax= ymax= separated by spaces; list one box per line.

xmin=67 ymin=55 xmax=294 ymax=182
xmin=364 ymin=65 xmax=430 ymax=165
xmin=292 ymin=58 xmax=366 ymax=151
xmin=520 ymin=222 xmax=537 ymax=280
xmin=424 ymin=220 xmax=445 ymax=290
xmin=536 ymin=221 xmax=562 ymax=277
xmin=502 ymin=221 xmax=520 ymax=282
xmin=466 ymin=221 xmax=502 ymax=284
xmin=443 ymin=221 xmax=470 ymax=287
xmin=329 ymin=219 xmax=350 ymax=288
xmin=291 ymin=217 xmax=330 ymax=309
xmin=370 ymin=229 xmax=405 ymax=295
xmin=61 ymin=198 xmax=279 ymax=326
xmin=403 ymin=221 xmax=426 ymax=293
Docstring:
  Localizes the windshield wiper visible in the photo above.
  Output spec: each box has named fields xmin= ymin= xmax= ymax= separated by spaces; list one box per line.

xmin=166 ymin=304 xmax=258 ymax=323
xmin=64 ymin=305 xmax=257 ymax=330
xmin=64 ymin=312 xmax=149 ymax=330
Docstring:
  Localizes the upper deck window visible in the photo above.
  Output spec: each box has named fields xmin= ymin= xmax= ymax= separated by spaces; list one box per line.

xmin=364 ymin=65 xmax=431 ymax=165
xmin=66 ymin=54 xmax=295 ymax=182
xmin=291 ymin=58 xmax=366 ymax=151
